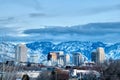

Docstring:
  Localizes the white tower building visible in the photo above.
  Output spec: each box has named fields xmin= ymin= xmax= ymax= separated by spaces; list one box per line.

xmin=96 ymin=47 xmax=105 ymax=63
xmin=64 ymin=54 xmax=70 ymax=65
xmin=15 ymin=44 xmax=27 ymax=64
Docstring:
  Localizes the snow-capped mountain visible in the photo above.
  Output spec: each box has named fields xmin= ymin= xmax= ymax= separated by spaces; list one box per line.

xmin=0 ymin=42 xmax=15 ymax=62
xmin=26 ymin=41 xmax=120 ymax=61
xmin=0 ymin=41 xmax=120 ymax=63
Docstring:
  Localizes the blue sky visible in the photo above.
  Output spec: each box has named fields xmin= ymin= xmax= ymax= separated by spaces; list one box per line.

xmin=0 ymin=0 xmax=120 ymax=43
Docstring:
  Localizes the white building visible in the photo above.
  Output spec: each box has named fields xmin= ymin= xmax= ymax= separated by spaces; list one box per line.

xmin=15 ymin=44 xmax=27 ymax=64
xmin=71 ymin=69 xmax=100 ymax=78
xmin=72 ymin=52 xmax=84 ymax=66
xmin=64 ymin=54 xmax=70 ymax=66
xmin=96 ymin=47 xmax=105 ymax=63
xmin=91 ymin=47 xmax=105 ymax=63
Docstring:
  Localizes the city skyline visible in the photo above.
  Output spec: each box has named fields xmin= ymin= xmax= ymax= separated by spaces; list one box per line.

xmin=0 ymin=1 xmax=120 ymax=80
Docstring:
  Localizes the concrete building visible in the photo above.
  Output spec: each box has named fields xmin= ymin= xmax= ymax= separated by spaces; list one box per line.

xmin=71 ymin=69 xmax=100 ymax=79
xmin=58 ymin=54 xmax=64 ymax=66
xmin=91 ymin=51 xmax=97 ymax=63
xmin=56 ymin=51 xmax=64 ymax=66
xmin=47 ymin=52 xmax=57 ymax=62
xmin=64 ymin=54 xmax=70 ymax=66
xmin=96 ymin=47 xmax=105 ymax=63
xmin=15 ymin=44 xmax=27 ymax=64
xmin=91 ymin=47 xmax=105 ymax=63
xmin=47 ymin=51 xmax=64 ymax=66
xmin=82 ymin=61 xmax=95 ymax=67
xmin=72 ymin=52 xmax=84 ymax=66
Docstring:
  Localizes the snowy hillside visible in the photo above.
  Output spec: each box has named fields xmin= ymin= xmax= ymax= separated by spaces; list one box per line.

xmin=26 ymin=41 xmax=120 ymax=61
xmin=0 ymin=42 xmax=15 ymax=62
xmin=0 ymin=41 xmax=120 ymax=63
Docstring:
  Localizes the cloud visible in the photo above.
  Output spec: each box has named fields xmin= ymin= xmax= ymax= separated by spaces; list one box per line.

xmin=0 ymin=27 xmax=18 ymax=41
xmin=22 ymin=22 xmax=120 ymax=43
xmin=91 ymin=4 xmax=120 ymax=13
xmin=29 ymin=12 xmax=47 ymax=18
xmin=77 ymin=4 xmax=120 ymax=16
xmin=0 ymin=27 xmax=16 ymax=34
xmin=0 ymin=26 xmax=29 ymax=38
xmin=0 ymin=22 xmax=120 ymax=43
xmin=24 ymin=22 xmax=120 ymax=36
xmin=48 ymin=3 xmax=120 ymax=17
xmin=0 ymin=17 xmax=15 ymax=24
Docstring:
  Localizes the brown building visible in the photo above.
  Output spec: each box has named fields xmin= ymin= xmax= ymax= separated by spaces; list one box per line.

xmin=47 ymin=51 xmax=64 ymax=66
xmin=47 ymin=52 xmax=57 ymax=61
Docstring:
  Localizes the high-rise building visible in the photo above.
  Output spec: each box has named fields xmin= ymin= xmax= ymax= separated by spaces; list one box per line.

xmin=64 ymin=54 xmax=70 ymax=65
xmin=72 ymin=52 xmax=83 ymax=66
xmin=47 ymin=53 xmax=52 ymax=61
xmin=56 ymin=51 xmax=64 ymax=66
xmin=47 ymin=52 xmax=57 ymax=62
xmin=91 ymin=51 xmax=97 ymax=62
xmin=15 ymin=44 xmax=27 ymax=64
xmin=47 ymin=51 xmax=64 ymax=66
xmin=96 ymin=47 xmax=105 ymax=63
xmin=58 ymin=54 xmax=64 ymax=66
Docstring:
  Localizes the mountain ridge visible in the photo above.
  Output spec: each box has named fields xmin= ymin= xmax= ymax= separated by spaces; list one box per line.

xmin=0 ymin=41 xmax=120 ymax=63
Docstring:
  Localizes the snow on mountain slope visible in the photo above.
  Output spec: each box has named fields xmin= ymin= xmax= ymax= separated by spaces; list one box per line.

xmin=0 ymin=41 xmax=120 ymax=63
xmin=26 ymin=41 xmax=120 ymax=61
xmin=0 ymin=42 xmax=15 ymax=62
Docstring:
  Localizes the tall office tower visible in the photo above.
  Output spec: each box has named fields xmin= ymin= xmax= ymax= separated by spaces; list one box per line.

xmin=56 ymin=51 xmax=64 ymax=66
xmin=72 ymin=52 xmax=83 ymax=66
xmin=96 ymin=47 xmax=105 ymax=63
xmin=58 ymin=54 xmax=64 ymax=66
xmin=47 ymin=52 xmax=57 ymax=62
xmin=15 ymin=44 xmax=27 ymax=64
xmin=47 ymin=51 xmax=64 ymax=66
xmin=64 ymin=54 xmax=70 ymax=65
xmin=47 ymin=53 xmax=52 ymax=61
xmin=91 ymin=51 xmax=97 ymax=62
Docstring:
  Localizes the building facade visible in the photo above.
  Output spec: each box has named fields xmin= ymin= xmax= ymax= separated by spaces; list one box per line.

xmin=47 ymin=51 xmax=64 ymax=66
xmin=64 ymin=54 xmax=70 ymax=65
xmin=91 ymin=47 xmax=105 ymax=63
xmin=91 ymin=51 xmax=97 ymax=63
xmin=47 ymin=52 xmax=57 ymax=62
xmin=96 ymin=47 xmax=105 ymax=63
xmin=72 ymin=52 xmax=83 ymax=66
xmin=15 ymin=44 xmax=27 ymax=64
